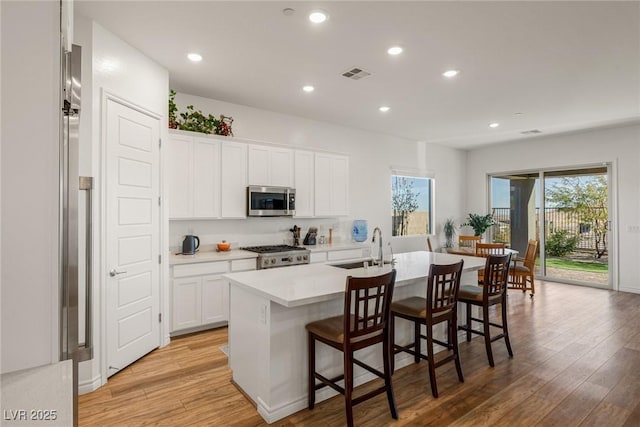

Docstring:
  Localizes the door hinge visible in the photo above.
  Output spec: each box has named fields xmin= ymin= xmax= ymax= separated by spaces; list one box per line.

xmin=158 ymin=313 xmax=162 ymax=323
xmin=158 ymin=254 xmax=162 ymax=264
xmin=159 ymin=138 xmax=162 ymax=148
xmin=158 ymin=196 xmax=161 ymax=206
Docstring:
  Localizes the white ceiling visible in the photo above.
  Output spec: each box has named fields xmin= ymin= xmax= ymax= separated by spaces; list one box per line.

xmin=75 ymin=1 xmax=640 ymax=149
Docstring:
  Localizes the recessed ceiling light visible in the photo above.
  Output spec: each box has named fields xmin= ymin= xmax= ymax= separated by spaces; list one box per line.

xmin=514 ymin=112 xmax=524 ymax=116
xmin=489 ymin=122 xmax=500 ymax=128
xmin=302 ymin=85 xmax=315 ymax=93
xmin=187 ymin=53 xmax=202 ymax=62
xmin=387 ymin=46 xmax=403 ymax=55
xmin=379 ymin=106 xmax=390 ymax=112
xmin=282 ymin=8 xmax=295 ymax=16
xmin=309 ymin=10 xmax=328 ymax=23
xmin=442 ymin=69 xmax=459 ymax=78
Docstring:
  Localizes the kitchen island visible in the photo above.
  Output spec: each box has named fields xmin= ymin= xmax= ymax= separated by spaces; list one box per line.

xmin=223 ymin=251 xmax=485 ymax=423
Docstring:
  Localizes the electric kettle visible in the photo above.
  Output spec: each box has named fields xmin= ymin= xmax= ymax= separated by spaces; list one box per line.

xmin=181 ymin=235 xmax=200 ymax=255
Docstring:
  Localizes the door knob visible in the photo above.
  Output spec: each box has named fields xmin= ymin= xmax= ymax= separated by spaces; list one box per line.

xmin=109 ymin=268 xmax=127 ymax=277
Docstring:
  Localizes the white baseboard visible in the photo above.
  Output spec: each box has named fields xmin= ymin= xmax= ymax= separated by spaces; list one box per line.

xmin=78 ymin=373 xmax=103 ymax=395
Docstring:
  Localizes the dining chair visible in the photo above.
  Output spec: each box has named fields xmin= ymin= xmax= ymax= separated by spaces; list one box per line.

xmin=390 ymin=260 xmax=465 ymax=398
xmin=306 ymin=270 xmax=397 ymax=427
xmin=458 ymin=253 xmax=513 ymax=367
xmin=475 ymin=242 xmax=505 ymax=283
xmin=458 ymin=235 xmax=481 ymax=250
xmin=508 ymin=239 xmax=538 ymax=297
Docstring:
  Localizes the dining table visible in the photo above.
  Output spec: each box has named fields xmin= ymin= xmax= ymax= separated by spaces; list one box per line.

xmin=443 ymin=246 xmax=519 ymax=257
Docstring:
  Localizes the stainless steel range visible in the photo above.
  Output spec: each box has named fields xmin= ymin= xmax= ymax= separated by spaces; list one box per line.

xmin=241 ymin=245 xmax=311 ymax=269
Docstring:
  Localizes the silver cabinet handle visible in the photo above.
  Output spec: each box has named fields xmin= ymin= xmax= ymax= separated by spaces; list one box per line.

xmin=79 ymin=176 xmax=93 ymax=362
xmin=109 ymin=269 xmax=127 ymax=277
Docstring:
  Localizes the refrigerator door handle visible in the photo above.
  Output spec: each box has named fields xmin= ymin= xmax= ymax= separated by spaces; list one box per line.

xmin=78 ymin=176 xmax=93 ymax=362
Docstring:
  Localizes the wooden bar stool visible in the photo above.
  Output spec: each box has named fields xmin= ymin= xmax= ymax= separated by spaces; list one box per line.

xmin=458 ymin=253 xmax=513 ymax=367
xmin=306 ymin=270 xmax=397 ymax=427
xmin=475 ymin=242 xmax=505 ymax=284
xmin=390 ymin=260 xmax=465 ymax=398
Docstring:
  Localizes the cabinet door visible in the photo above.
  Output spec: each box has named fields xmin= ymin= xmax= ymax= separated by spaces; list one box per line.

xmin=220 ymin=141 xmax=248 ymax=218
xmin=294 ymin=151 xmax=314 ymax=217
xmin=314 ymin=154 xmax=333 ymax=217
xmin=330 ymin=154 xmax=349 ymax=216
xmin=202 ymin=275 xmax=228 ymax=324
xmin=172 ymin=277 xmax=202 ymax=331
xmin=167 ymin=135 xmax=194 ymax=218
xmin=248 ymin=145 xmax=270 ymax=185
xmin=269 ymin=148 xmax=293 ymax=187
xmin=193 ymin=138 xmax=220 ymax=218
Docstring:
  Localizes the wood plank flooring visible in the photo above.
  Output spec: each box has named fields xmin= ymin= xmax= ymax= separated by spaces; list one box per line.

xmin=79 ymin=281 xmax=640 ymax=426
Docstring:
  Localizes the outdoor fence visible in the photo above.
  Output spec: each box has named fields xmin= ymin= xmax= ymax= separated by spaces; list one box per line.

xmin=491 ymin=207 xmax=607 ymax=253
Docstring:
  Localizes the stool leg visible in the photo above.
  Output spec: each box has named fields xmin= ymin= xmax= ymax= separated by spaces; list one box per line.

xmin=451 ymin=316 xmax=464 ymax=383
xmin=344 ymin=349 xmax=354 ymax=427
xmin=414 ymin=320 xmax=421 ymax=364
xmin=483 ymin=304 xmax=494 ymax=367
xmin=502 ymin=297 xmax=514 ymax=357
xmin=382 ymin=332 xmax=398 ymax=419
xmin=465 ymin=303 xmax=472 ymax=342
xmin=425 ymin=322 xmax=438 ymax=398
xmin=390 ymin=314 xmax=396 ymax=374
xmin=308 ymin=332 xmax=316 ymax=410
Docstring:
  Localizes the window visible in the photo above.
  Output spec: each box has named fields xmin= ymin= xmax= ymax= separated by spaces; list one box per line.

xmin=391 ymin=174 xmax=433 ymax=236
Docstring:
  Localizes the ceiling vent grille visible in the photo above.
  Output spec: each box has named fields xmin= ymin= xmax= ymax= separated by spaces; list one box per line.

xmin=521 ymin=129 xmax=542 ymax=135
xmin=341 ymin=67 xmax=372 ymax=80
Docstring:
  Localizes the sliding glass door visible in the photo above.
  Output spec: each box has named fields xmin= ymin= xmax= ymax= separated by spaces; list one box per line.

xmin=491 ymin=164 xmax=611 ymax=288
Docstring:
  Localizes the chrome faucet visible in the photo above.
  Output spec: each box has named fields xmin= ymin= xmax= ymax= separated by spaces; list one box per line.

xmin=372 ymin=227 xmax=383 ymax=267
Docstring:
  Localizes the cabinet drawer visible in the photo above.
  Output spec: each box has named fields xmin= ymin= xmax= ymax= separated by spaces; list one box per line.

xmin=327 ymin=248 xmax=364 ymax=261
xmin=173 ymin=261 xmax=229 ymax=278
xmin=310 ymin=252 xmax=327 ymax=264
xmin=231 ymin=258 xmax=257 ymax=271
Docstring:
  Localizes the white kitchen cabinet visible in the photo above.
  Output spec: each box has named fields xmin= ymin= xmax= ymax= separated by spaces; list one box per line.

xmin=294 ymin=150 xmax=314 ymax=217
xmin=314 ymin=153 xmax=349 ymax=216
xmin=201 ymin=275 xmax=228 ymax=325
xmin=221 ymin=141 xmax=248 ymax=218
xmin=167 ymin=133 xmax=220 ymax=219
xmin=248 ymin=145 xmax=293 ymax=187
xmin=172 ymin=277 xmax=202 ymax=331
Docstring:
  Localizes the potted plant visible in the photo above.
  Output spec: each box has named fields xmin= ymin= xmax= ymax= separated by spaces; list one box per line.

xmin=462 ymin=213 xmax=496 ymax=237
xmin=443 ymin=218 xmax=456 ymax=248
xmin=168 ymin=89 xmax=178 ymax=129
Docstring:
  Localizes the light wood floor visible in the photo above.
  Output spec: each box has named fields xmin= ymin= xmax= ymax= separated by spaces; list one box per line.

xmin=79 ymin=281 xmax=640 ymax=426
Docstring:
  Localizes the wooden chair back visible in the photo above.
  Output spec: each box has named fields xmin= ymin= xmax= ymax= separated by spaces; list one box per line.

xmin=344 ymin=270 xmax=396 ymax=349
xmin=475 ymin=242 xmax=506 ymax=257
xmin=522 ymin=240 xmax=538 ymax=269
xmin=459 ymin=235 xmax=481 ymax=249
xmin=481 ymin=254 xmax=512 ymax=298
xmin=427 ymin=260 xmax=464 ymax=319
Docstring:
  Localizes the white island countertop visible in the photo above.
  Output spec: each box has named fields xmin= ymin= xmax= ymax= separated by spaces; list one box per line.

xmin=223 ymin=251 xmax=484 ymax=308
xmin=169 ymin=249 xmax=258 ymax=265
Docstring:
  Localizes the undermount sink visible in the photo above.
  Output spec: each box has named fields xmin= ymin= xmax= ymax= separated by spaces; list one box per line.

xmin=330 ymin=260 xmax=392 ymax=269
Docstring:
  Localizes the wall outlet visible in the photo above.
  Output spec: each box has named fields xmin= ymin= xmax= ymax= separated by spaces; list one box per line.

xmin=627 ymin=225 xmax=640 ymax=233
xmin=259 ymin=304 xmax=267 ymax=324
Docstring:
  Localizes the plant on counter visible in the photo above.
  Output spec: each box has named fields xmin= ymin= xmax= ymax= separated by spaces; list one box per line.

xmin=169 ymin=90 xmax=234 ymax=136
xmin=443 ymin=218 xmax=456 ymax=248
xmin=461 ymin=213 xmax=496 ymax=237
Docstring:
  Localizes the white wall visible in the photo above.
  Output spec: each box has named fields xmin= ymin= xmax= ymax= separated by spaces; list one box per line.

xmin=466 ymin=123 xmax=640 ymax=293
xmin=74 ymin=16 xmax=169 ymax=392
xmin=1 ymin=1 xmax=60 ymax=373
xmin=171 ymin=92 xmax=467 ymax=253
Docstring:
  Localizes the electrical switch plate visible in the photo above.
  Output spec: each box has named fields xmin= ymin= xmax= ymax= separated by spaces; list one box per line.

xmin=627 ymin=225 xmax=640 ymax=233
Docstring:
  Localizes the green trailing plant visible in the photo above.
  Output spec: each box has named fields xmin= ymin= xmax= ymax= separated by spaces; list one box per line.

xmin=178 ymin=105 xmax=221 ymax=134
xmin=443 ymin=218 xmax=456 ymax=248
xmin=462 ymin=213 xmax=496 ymax=237
xmin=168 ymin=89 xmax=178 ymax=129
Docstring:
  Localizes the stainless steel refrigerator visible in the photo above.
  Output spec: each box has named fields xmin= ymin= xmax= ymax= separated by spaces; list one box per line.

xmin=60 ymin=43 xmax=93 ymax=427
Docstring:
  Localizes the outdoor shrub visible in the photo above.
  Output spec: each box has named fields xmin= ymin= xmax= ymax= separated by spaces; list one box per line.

xmin=546 ymin=229 xmax=578 ymax=257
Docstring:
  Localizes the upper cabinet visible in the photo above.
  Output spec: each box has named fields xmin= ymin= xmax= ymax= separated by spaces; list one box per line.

xmin=293 ymin=150 xmax=314 ymax=217
xmin=166 ymin=130 xmax=348 ymax=219
xmin=167 ymin=134 xmax=219 ymax=219
xmin=314 ymin=153 xmax=349 ymax=217
xmin=248 ymin=145 xmax=293 ymax=187
xmin=220 ymin=141 xmax=248 ymax=218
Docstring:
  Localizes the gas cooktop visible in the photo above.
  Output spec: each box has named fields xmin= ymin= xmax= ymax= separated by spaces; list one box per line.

xmin=241 ymin=245 xmax=307 ymax=254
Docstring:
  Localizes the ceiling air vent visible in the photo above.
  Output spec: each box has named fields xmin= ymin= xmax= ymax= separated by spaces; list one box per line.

xmin=521 ymin=129 xmax=542 ymax=135
xmin=341 ymin=67 xmax=371 ymax=80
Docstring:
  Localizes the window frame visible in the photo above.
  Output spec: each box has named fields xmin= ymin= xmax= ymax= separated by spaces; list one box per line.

xmin=390 ymin=168 xmax=435 ymax=238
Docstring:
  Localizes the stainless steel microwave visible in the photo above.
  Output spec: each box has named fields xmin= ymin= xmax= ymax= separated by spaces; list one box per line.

xmin=247 ymin=186 xmax=296 ymax=217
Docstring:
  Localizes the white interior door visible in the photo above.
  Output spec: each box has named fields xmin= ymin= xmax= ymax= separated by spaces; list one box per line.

xmin=105 ymin=98 xmax=161 ymax=376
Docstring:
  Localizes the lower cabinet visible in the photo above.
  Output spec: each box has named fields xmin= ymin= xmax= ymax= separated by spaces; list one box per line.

xmin=170 ymin=258 xmax=255 ymax=336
